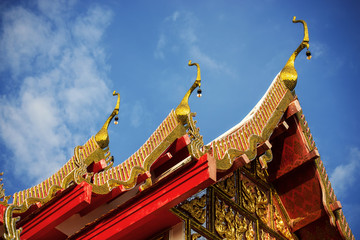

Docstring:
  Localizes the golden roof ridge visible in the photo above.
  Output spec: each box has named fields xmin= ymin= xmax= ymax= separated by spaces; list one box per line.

xmin=9 ymin=91 xmax=120 ymax=210
xmin=91 ymin=60 xmax=205 ymax=193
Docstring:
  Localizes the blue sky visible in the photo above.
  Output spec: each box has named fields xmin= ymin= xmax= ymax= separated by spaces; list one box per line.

xmin=1 ymin=0 xmax=359 ymax=237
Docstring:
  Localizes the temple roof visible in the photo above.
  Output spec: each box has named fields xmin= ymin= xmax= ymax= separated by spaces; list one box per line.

xmin=0 ymin=17 xmax=354 ymax=240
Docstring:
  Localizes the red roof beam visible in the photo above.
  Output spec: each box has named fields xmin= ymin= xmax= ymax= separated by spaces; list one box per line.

xmin=19 ymin=182 xmax=92 ymax=240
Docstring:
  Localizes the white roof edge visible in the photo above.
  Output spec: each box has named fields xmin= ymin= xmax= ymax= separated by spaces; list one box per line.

xmin=208 ymin=72 xmax=281 ymax=145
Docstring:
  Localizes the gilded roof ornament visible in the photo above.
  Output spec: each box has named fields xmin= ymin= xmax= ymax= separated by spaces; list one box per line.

xmin=0 ymin=172 xmax=10 ymax=205
xmin=280 ymin=16 xmax=311 ymax=91
xmin=175 ymin=60 xmax=201 ymax=125
xmin=174 ymin=60 xmax=204 ymax=158
xmin=0 ymin=172 xmax=4 ymax=199
xmin=3 ymin=205 xmax=22 ymax=240
xmin=95 ymin=91 xmax=120 ymax=149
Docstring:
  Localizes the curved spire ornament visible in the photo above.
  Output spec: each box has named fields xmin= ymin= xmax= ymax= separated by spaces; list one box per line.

xmin=175 ymin=60 xmax=201 ymax=125
xmin=0 ymin=172 xmax=10 ymax=206
xmin=280 ymin=16 xmax=311 ymax=91
xmin=95 ymin=91 xmax=120 ymax=149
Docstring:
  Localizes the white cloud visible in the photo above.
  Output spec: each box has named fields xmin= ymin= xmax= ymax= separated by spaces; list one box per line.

xmin=330 ymin=147 xmax=360 ymax=196
xmin=72 ymin=6 xmax=113 ymax=46
xmin=171 ymin=11 xmax=179 ymax=22
xmin=130 ymin=102 xmax=145 ymax=128
xmin=0 ymin=1 xmax=113 ymax=187
xmin=189 ymin=45 xmax=230 ymax=74
xmin=154 ymin=34 xmax=166 ymax=59
xmin=117 ymin=101 xmax=149 ymax=129
xmin=165 ymin=11 xmax=180 ymax=22
xmin=0 ymin=6 xmax=57 ymax=76
xmin=154 ymin=11 xmax=231 ymax=75
xmin=310 ymin=41 xmax=326 ymax=59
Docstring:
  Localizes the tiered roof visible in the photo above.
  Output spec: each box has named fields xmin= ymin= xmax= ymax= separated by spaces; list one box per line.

xmin=0 ymin=17 xmax=354 ymax=240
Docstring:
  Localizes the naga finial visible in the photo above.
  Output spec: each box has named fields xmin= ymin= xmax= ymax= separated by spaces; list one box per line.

xmin=0 ymin=172 xmax=10 ymax=205
xmin=95 ymin=91 xmax=120 ymax=149
xmin=175 ymin=60 xmax=202 ymax=125
xmin=0 ymin=172 xmax=5 ymax=201
xmin=280 ymin=16 xmax=311 ymax=91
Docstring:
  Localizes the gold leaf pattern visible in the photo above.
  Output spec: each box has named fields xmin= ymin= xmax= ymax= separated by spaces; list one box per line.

xmin=255 ymin=187 xmax=269 ymax=224
xmin=241 ymin=178 xmax=269 ymax=225
xmin=241 ymin=180 xmax=256 ymax=213
xmin=191 ymin=233 xmax=202 ymax=240
xmin=216 ymin=174 xmax=236 ymax=198
xmin=180 ymin=195 xmax=207 ymax=224
xmin=215 ymin=197 xmax=255 ymax=240
xmin=256 ymin=159 xmax=268 ymax=182
xmin=274 ymin=207 xmax=294 ymax=240
xmin=259 ymin=229 xmax=274 ymax=240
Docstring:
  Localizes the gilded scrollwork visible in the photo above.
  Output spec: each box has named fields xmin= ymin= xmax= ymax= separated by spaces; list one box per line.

xmin=186 ymin=112 xmax=205 ymax=159
xmin=274 ymin=207 xmax=294 ymax=240
xmin=241 ymin=180 xmax=256 ymax=213
xmin=241 ymin=178 xmax=270 ymax=225
xmin=3 ymin=205 xmax=22 ymax=240
xmin=259 ymin=149 xmax=273 ymax=170
xmin=259 ymin=229 xmax=272 ymax=240
xmin=0 ymin=172 xmax=10 ymax=206
xmin=179 ymin=195 xmax=207 ymax=224
xmin=216 ymin=174 xmax=235 ymax=198
xmin=245 ymin=222 xmax=256 ymax=240
xmin=73 ymin=145 xmax=93 ymax=184
xmin=173 ymin=173 xmax=297 ymax=240
xmin=256 ymin=159 xmax=269 ymax=182
xmin=255 ymin=187 xmax=269 ymax=224
xmin=191 ymin=233 xmax=202 ymax=240
xmin=0 ymin=172 xmax=4 ymax=199
xmin=215 ymin=197 xmax=255 ymax=240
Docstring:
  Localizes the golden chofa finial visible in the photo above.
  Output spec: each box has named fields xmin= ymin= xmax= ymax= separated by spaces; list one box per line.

xmin=0 ymin=172 xmax=10 ymax=205
xmin=0 ymin=172 xmax=5 ymax=199
xmin=95 ymin=91 xmax=120 ymax=149
xmin=280 ymin=16 xmax=311 ymax=91
xmin=175 ymin=60 xmax=202 ymax=125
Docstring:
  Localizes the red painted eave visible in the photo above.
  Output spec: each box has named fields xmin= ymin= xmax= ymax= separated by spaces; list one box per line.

xmin=268 ymin=100 xmax=349 ymax=239
xmin=69 ymin=153 xmax=216 ymax=240
xmin=18 ymin=182 xmax=92 ymax=240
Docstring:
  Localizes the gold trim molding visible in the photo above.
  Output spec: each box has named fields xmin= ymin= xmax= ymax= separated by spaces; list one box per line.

xmin=211 ymin=75 xmax=293 ymax=171
xmin=3 ymin=205 xmax=22 ymax=240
